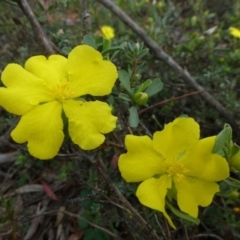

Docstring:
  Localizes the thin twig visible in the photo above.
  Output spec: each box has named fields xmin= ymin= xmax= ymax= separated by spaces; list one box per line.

xmin=17 ymin=0 xmax=56 ymax=55
xmin=139 ymin=121 xmax=152 ymax=137
xmin=183 ymin=224 xmax=190 ymax=240
xmin=81 ymin=0 xmax=90 ymax=36
xmin=154 ymin=214 xmax=167 ymax=240
xmin=139 ymin=90 xmax=204 ymax=114
xmin=96 ymin=0 xmax=239 ymax=132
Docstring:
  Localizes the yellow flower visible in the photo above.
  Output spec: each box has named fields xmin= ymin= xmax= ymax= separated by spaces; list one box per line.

xmin=229 ymin=27 xmax=240 ymax=38
xmin=0 ymin=45 xmax=118 ymax=160
xmin=101 ymin=25 xmax=115 ymax=40
xmin=118 ymin=117 xmax=229 ymax=228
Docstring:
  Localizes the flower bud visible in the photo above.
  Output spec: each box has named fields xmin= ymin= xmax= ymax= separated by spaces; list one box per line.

xmin=230 ymin=151 xmax=240 ymax=171
xmin=229 ymin=190 xmax=240 ymax=200
xmin=133 ymin=92 xmax=149 ymax=106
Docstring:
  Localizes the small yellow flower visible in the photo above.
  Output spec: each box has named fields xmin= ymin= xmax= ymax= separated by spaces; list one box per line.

xmin=233 ymin=207 xmax=240 ymax=213
xmin=118 ymin=117 xmax=229 ymax=228
xmin=0 ymin=45 xmax=118 ymax=160
xmin=229 ymin=27 xmax=240 ymax=38
xmin=101 ymin=25 xmax=115 ymax=40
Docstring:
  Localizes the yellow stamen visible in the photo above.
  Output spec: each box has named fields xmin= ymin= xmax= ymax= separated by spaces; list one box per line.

xmin=166 ymin=162 xmax=189 ymax=181
xmin=43 ymin=81 xmax=76 ymax=102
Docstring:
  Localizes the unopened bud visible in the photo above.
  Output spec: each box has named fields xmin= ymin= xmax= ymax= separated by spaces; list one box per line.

xmin=229 ymin=190 xmax=240 ymax=200
xmin=133 ymin=92 xmax=149 ymax=106
xmin=230 ymin=151 xmax=240 ymax=171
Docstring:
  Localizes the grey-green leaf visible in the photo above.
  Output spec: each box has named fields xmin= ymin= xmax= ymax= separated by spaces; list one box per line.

xmin=61 ymin=47 xmax=72 ymax=55
xmin=82 ymin=35 xmax=97 ymax=49
xmin=102 ymin=47 xmax=124 ymax=55
xmin=166 ymin=202 xmax=200 ymax=225
xmin=224 ymin=177 xmax=240 ymax=188
xmin=128 ymin=106 xmax=139 ymax=128
xmin=212 ymin=124 xmax=232 ymax=154
xmin=145 ymin=78 xmax=163 ymax=97
xmin=119 ymin=93 xmax=132 ymax=102
xmin=118 ymin=70 xmax=132 ymax=95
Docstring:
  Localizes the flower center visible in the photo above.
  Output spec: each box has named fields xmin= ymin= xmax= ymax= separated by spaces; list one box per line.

xmin=44 ymin=82 xmax=76 ymax=102
xmin=166 ymin=162 xmax=189 ymax=181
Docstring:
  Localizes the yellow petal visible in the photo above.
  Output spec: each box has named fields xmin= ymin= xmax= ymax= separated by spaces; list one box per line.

xmin=101 ymin=26 xmax=115 ymax=39
xmin=153 ymin=117 xmax=200 ymax=162
xmin=136 ymin=176 xmax=176 ymax=229
xmin=118 ymin=135 xmax=166 ymax=182
xmin=229 ymin=27 xmax=240 ymax=38
xmin=68 ymin=45 xmax=118 ymax=97
xmin=11 ymin=101 xmax=64 ymax=160
xmin=175 ymin=177 xmax=220 ymax=217
xmin=0 ymin=64 xmax=54 ymax=115
xmin=63 ymin=99 xmax=117 ymax=150
xmin=182 ymin=136 xmax=229 ymax=181
xmin=25 ymin=55 xmax=68 ymax=85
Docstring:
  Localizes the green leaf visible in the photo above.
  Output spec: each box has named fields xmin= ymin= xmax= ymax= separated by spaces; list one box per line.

xmin=136 ymin=79 xmax=152 ymax=93
xmin=82 ymin=35 xmax=97 ymax=49
xmin=118 ymin=70 xmax=132 ymax=95
xmin=212 ymin=124 xmax=232 ymax=154
xmin=145 ymin=78 xmax=163 ymax=97
xmin=224 ymin=177 xmax=240 ymax=188
xmin=128 ymin=106 xmax=139 ymax=128
xmin=127 ymin=42 xmax=135 ymax=53
xmin=47 ymin=4 xmax=58 ymax=13
xmin=166 ymin=202 xmax=200 ymax=225
xmin=102 ymin=38 xmax=111 ymax=51
xmin=102 ymin=46 xmax=124 ymax=56
xmin=230 ymin=143 xmax=240 ymax=159
xmin=119 ymin=93 xmax=131 ymax=102
xmin=61 ymin=47 xmax=72 ymax=55
xmin=84 ymin=228 xmax=110 ymax=240
xmin=138 ymin=48 xmax=149 ymax=58
xmin=37 ymin=1 xmax=45 ymax=11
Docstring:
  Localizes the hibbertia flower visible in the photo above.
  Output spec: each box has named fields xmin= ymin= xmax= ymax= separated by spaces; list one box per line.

xmin=0 ymin=45 xmax=118 ymax=160
xmin=118 ymin=117 xmax=229 ymax=228
xmin=101 ymin=25 xmax=115 ymax=40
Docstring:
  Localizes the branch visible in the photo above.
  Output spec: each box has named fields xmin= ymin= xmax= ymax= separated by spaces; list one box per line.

xmin=139 ymin=90 xmax=205 ymax=114
xmin=17 ymin=0 xmax=56 ymax=55
xmin=96 ymin=0 xmax=239 ymax=132
xmin=81 ymin=0 xmax=90 ymax=36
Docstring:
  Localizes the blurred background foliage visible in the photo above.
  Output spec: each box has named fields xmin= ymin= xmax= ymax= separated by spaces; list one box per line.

xmin=1 ymin=0 xmax=240 ymax=239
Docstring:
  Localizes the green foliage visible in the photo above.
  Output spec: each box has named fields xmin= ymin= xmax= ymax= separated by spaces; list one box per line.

xmin=166 ymin=201 xmax=200 ymax=226
xmin=1 ymin=0 xmax=240 ymax=239
xmin=83 ymin=228 xmax=110 ymax=240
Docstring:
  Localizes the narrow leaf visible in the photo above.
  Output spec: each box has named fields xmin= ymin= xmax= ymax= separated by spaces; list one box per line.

xmin=166 ymin=202 xmax=200 ymax=225
xmin=224 ymin=177 xmax=240 ymax=188
xmin=42 ymin=181 xmax=58 ymax=201
xmin=119 ymin=93 xmax=132 ymax=102
xmin=212 ymin=124 xmax=232 ymax=154
xmin=136 ymin=79 xmax=152 ymax=93
xmin=102 ymin=47 xmax=124 ymax=55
